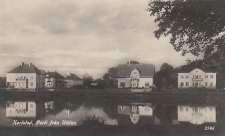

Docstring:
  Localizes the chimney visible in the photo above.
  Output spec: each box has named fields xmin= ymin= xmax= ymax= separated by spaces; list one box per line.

xmin=29 ymin=62 xmax=32 ymax=66
xmin=20 ymin=62 xmax=24 ymax=66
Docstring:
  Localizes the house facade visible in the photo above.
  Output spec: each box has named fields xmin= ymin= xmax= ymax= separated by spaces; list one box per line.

xmin=117 ymin=63 xmax=155 ymax=88
xmin=64 ymin=72 xmax=83 ymax=88
xmin=45 ymin=71 xmax=65 ymax=88
xmin=178 ymin=68 xmax=216 ymax=89
xmin=6 ymin=62 xmax=45 ymax=89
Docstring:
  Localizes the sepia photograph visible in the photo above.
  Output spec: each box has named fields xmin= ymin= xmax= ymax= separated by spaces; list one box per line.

xmin=0 ymin=0 xmax=225 ymax=135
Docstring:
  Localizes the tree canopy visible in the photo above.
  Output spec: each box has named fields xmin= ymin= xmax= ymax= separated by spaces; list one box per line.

xmin=148 ymin=0 xmax=225 ymax=88
xmin=147 ymin=0 xmax=225 ymax=56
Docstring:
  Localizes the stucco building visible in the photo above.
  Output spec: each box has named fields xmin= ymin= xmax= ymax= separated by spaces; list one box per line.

xmin=45 ymin=71 xmax=65 ymax=88
xmin=64 ymin=72 xmax=83 ymax=88
xmin=6 ymin=62 xmax=45 ymax=89
xmin=117 ymin=63 xmax=155 ymax=88
xmin=178 ymin=68 xmax=217 ymax=89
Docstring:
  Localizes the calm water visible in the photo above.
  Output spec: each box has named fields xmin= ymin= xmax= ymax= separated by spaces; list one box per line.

xmin=0 ymin=100 xmax=225 ymax=127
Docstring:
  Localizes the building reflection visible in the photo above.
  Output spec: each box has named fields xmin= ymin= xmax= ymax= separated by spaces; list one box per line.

xmin=6 ymin=101 xmax=36 ymax=117
xmin=177 ymin=105 xmax=216 ymax=125
xmin=3 ymin=101 xmax=225 ymax=127
xmin=117 ymin=103 xmax=154 ymax=125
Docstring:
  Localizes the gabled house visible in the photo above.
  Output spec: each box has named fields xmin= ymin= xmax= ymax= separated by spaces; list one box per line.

xmin=6 ymin=62 xmax=45 ymax=89
xmin=117 ymin=63 xmax=155 ymax=88
xmin=45 ymin=71 xmax=65 ymax=88
xmin=178 ymin=68 xmax=217 ymax=89
xmin=64 ymin=72 xmax=83 ymax=88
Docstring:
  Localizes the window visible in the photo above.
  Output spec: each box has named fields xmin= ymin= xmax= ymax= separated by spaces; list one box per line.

xmin=181 ymin=82 xmax=184 ymax=86
xmin=186 ymin=76 xmax=188 ymax=78
xmin=210 ymin=82 xmax=213 ymax=86
xmin=31 ymin=82 xmax=33 ymax=86
xmin=195 ymin=75 xmax=198 ymax=79
xmin=193 ymin=83 xmax=195 ymax=86
xmin=205 ymin=82 xmax=208 ymax=86
xmin=186 ymin=82 xmax=189 ymax=86
xmin=210 ymin=75 xmax=213 ymax=78
xmin=181 ymin=76 xmax=183 ymax=78
xmin=205 ymin=75 xmax=208 ymax=78
xmin=145 ymin=82 xmax=150 ymax=87
xmin=120 ymin=82 xmax=125 ymax=88
xmin=133 ymin=72 xmax=137 ymax=74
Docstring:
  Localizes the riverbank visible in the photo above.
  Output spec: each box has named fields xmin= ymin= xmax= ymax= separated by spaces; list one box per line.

xmin=0 ymin=88 xmax=225 ymax=104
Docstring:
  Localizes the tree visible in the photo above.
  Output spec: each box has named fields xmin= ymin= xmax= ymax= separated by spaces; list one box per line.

xmin=82 ymin=73 xmax=93 ymax=88
xmin=154 ymin=63 xmax=175 ymax=89
xmin=147 ymin=0 xmax=225 ymax=56
xmin=148 ymin=1 xmax=225 ymax=88
xmin=102 ymin=67 xmax=118 ymax=88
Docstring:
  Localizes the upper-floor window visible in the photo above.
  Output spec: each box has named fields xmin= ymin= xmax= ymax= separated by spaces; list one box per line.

xmin=195 ymin=75 xmax=198 ymax=79
xmin=30 ymin=82 xmax=33 ymax=86
xmin=205 ymin=75 xmax=208 ymax=78
xmin=186 ymin=82 xmax=189 ymax=86
xmin=210 ymin=75 xmax=213 ymax=78
xmin=181 ymin=76 xmax=183 ymax=78
xmin=186 ymin=76 xmax=188 ymax=78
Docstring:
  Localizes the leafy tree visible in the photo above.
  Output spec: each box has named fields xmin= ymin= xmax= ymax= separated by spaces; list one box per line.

xmin=82 ymin=73 xmax=93 ymax=88
xmin=154 ymin=63 xmax=174 ymax=89
xmin=148 ymin=0 xmax=225 ymax=88
xmin=102 ymin=67 xmax=118 ymax=88
xmin=147 ymin=0 xmax=225 ymax=56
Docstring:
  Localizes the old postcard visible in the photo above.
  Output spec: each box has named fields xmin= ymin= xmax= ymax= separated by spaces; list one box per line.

xmin=0 ymin=0 xmax=225 ymax=136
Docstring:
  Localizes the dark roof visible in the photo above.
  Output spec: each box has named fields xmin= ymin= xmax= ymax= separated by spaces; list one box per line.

xmin=65 ymin=73 xmax=82 ymax=80
xmin=117 ymin=64 xmax=155 ymax=78
xmin=46 ymin=72 xmax=64 ymax=79
xmin=8 ymin=64 xmax=42 ymax=74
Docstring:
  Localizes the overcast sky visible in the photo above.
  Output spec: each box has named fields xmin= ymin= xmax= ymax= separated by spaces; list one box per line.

xmin=0 ymin=0 xmax=202 ymax=78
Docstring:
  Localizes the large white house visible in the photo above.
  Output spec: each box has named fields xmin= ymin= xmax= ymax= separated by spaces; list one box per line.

xmin=6 ymin=62 xmax=45 ymax=89
xmin=178 ymin=68 xmax=216 ymax=89
xmin=117 ymin=63 xmax=155 ymax=88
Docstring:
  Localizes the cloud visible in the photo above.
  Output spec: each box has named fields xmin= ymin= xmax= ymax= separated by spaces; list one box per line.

xmin=0 ymin=0 xmax=201 ymax=78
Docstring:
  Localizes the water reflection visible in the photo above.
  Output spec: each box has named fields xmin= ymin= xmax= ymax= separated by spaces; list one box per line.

xmin=6 ymin=101 xmax=36 ymax=118
xmin=117 ymin=103 xmax=154 ymax=125
xmin=178 ymin=105 xmax=216 ymax=125
xmin=0 ymin=100 xmax=225 ymax=127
